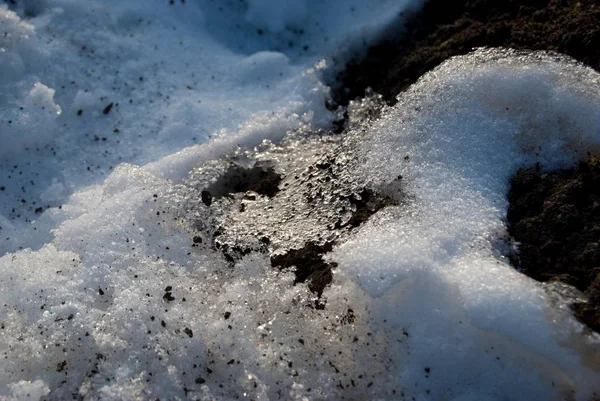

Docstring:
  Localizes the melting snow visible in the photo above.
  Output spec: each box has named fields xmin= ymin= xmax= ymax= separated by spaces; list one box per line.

xmin=0 ymin=1 xmax=599 ymax=400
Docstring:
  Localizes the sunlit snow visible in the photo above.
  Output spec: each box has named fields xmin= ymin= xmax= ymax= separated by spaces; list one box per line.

xmin=1 ymin=1 xmax=599 ymax=400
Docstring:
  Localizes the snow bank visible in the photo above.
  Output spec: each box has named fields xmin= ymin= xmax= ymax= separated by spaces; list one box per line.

xmin=0 ymin=0 xmax=422 ymax=255
xmin=334 ymin=48 xmax=600 ymax=400
xmin=0 ymin=0 xmax=322 ymax=253
xmin=1 ymin=0 xmax=600 ymax=399
xmin=1 ymin=47 xmax=600 ymax=400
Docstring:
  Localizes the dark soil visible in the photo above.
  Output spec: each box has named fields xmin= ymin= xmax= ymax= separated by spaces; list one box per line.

xmin=339 ymin=189 xmax=398 ymax=229
xmin=204 ymin=165 xmax=282 ymax=201
xmin=335 ymin=0 xmax=600 ymax=105
xmin=270 ymin=242 xmax=337 ymax=298
xmin=507 ymin=159 xmax=600 ymax=332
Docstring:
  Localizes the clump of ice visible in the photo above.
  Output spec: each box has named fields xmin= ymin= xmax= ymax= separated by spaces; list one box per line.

xmin=182 ymin=127 xmax=382 ymax=255
xmin=0 ymin=6 xmax=35 ymax=81
xmin=0 ymin=83 xmax=62 ymax=158
xmin=0 ymin=9 xmax=60 ymax=157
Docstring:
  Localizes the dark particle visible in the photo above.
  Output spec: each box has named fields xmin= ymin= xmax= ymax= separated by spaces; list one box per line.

xmin=163 ymin=287 xmax=175 ymax=302
xmin=98 ymin=288 xmax=104 ymax=295
xmin=103 ymin=103 xmax=114 ymax=115
xmin=201 ymin=190 xmax=212 ymax=207
xmin=184 ymin=327 xmax=193 ymax=338
xmin=193 ymin=236 xmax=202 ymax=244
xmin=56 ymin=360 xmax=67 ymax=372
xmin=77 ymin=109 xmax=83 ymax=116
xmin=223 ymin=311 xmax=231 ymax=320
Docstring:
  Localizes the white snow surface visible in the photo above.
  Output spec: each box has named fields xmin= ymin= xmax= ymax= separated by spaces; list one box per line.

xmin=0 ymin=0 xmax=417 ymax=253
xmin=0 ymin=1 xmax=599 ymax=401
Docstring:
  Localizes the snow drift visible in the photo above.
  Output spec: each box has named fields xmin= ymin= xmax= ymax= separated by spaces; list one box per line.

xmin=0 ymin=1 xmax=599 ymax=400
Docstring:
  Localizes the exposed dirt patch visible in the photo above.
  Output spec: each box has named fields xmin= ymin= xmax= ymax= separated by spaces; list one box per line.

xmin=341 ymin=188 xmax=397 ymax=229
xmin=271 ymin=242 xmax=337 ymax=298
xmin=335 ymin=0 xmax=600 ymax=105
xmin=507 ymin=158 xmax=600 ymax=332
xmin=204 ymin=164 xmax=282 ymax=201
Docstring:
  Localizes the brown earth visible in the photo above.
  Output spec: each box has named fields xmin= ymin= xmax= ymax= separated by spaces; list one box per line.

xmin=334 ymin=0 xmax=600 ymax=332
xmin=335 ymin=0 xmax=600 ymax=105
xmin=508 ymin=159 xmax=600 ymax=332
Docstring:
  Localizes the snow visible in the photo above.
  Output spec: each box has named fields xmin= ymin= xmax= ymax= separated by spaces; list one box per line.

xmin=334 ymin=48 xmax=600 ymax=400
xmin=0 ymin=0 xmax=418 ymax=254
xmin=0 ymin=1 xmax=599 ymax=400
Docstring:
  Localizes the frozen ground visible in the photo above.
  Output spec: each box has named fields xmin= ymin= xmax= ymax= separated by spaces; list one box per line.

xmin=0 ymin=1 xmax=599 ymax=400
